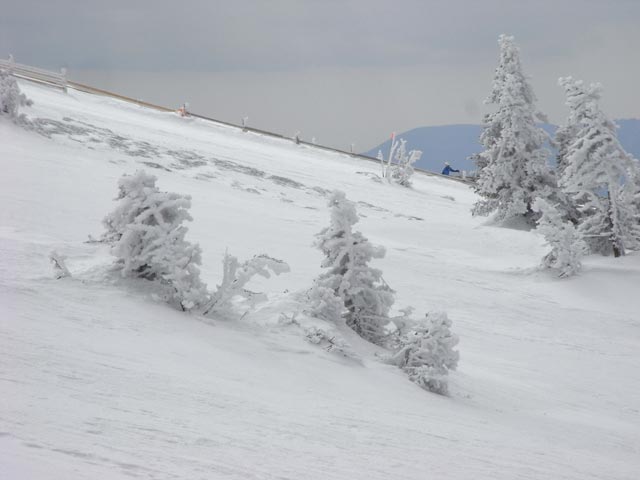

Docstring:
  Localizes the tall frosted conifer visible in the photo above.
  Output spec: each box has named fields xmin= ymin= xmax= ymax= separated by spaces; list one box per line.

xmin=472 ymin=35 xmax=557 ymax=225
xmin=558 ymin=77 xmax=640 ymax=257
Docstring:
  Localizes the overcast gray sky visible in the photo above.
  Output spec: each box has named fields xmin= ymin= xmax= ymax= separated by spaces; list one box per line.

xmin=2 ymin=0 xmax=639 ymax=150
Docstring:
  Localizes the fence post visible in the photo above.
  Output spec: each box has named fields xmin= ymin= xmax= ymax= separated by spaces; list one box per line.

xmin=242 ymin=116 xmax=248 ymax=132
xmin=7 ymin=54 xmax=15 ymax=73
xmin=177 ymin=102 xmax=189 ymax=117
xmin=60 ymin=67 xmax=67 ymax=92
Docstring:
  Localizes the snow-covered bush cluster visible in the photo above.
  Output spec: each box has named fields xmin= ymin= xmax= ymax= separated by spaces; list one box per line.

xmin=473 ymin=34 xmax=640 ymax=274
xmin=308 ymin=190 xmax=459 ymax=394
xmin=101 ymin=171 xmax=289 ymax=315
xmin=0 ymin=68 xmax=32 ymax=121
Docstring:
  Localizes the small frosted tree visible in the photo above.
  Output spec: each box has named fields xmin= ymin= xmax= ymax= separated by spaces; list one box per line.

xmin=103 ymin=170 xmax=208 ymax=311
xmin=532 ymin=198 xmax=587 ymax=277
xmin=0 ymin=68 xmax=32 ymax=121
xmin=472 ymin=35 xmax=557 ymax=224
xmin=309 ymin=191 xmax=394 ymax=345
xmin=381 ymin=136 xmax=421 ymax=187
xmin=558 ymin=77 xmax=640 ymax=257
xmin=386 ymin=311 xmax=459 ymax=395
xmin=390 ymin=138 xmax=422 ymax=187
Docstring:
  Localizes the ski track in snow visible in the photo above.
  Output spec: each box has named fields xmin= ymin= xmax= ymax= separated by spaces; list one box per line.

xmin=1 ymin=81 xmax=640 ymax=479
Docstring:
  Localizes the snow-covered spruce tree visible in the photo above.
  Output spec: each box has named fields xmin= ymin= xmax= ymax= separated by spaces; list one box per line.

xmin=558 ymin=77 xmax=640 ymax=257
xmin=555 ymin=79 xmax=601 ymax=180
xmin=309 ymin=191 xmax=394 ymax=345
xmin=386 ymin=311 xmax=459 ymax=395
xmin=532 ymin=198 xmax=587 ymax=277
xmin=390 ymin=138 xmax=422 ymax=187
xmin=202 ymin=251 xmax=290 ymax=318
xmin=0 ymin=68 xmax=33 ymax=121
xmin=472 ymin=35 xmax=557 ymax=224
xmin=103 ymin=170 xmax=208 ymax=311
xmin=627 ymin=160 xmax=640 ymax=225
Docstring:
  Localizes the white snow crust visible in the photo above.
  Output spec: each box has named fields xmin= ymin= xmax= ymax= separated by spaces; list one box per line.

xmin=1 ymin=81 xmax=639 ymax=479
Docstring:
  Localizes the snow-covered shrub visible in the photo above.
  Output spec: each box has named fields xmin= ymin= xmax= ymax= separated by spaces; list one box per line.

xmin=532 ymin=198 xmax=587 ymax=278
xmin=391 ymin=307 xmax=416 ymax=338
xmin=307 ymin=283 xmax=344 ymax=321
xmin=309 ymin=191 xmax=395 ymax=345
xmin=103 ymin=170 xmax=208 ymax=311
xmin=203 ymin=252 xmax=290 ymax=317
xmin=0 ymin=68 xmax=33 ymax=121
xmin=558 ymin=77 xmax=640 ymax=257
xmin=277 ymin=311 xmax=301 ymax=327
xmin=49 ymin=251 xmax=71 ymax=279
xmin=390 ymin=139 xmax=422 ymax=187
xmin=380 ymin=136 xmax=421 ymax=186
xmin=386 ymin=311 xmax=459 ymax=395
xmin=471 ymin=35 xmax=558 ymax=225
xmin=304 ymin=326 xmax=352 ymax=357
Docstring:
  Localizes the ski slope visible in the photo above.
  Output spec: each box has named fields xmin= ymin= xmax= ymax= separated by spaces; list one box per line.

xmin=1 ymin=81 xmax=639 ymax=480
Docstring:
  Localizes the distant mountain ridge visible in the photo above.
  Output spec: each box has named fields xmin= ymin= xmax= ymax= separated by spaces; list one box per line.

xmin=364 ymin=119 xmax=640 ymax=174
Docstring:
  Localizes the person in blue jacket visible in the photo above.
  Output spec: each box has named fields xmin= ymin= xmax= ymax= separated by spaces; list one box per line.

xmin=442 ymin=162 xmax=460 ymax=176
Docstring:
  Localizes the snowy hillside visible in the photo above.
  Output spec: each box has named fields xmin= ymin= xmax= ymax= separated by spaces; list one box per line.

xmin=2 ymin=81 xmax=640 ymax=480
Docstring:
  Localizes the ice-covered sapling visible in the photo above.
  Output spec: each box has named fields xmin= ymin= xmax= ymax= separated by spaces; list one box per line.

xmin=533 ymin=198 xmax=587 ymax=277
xmin=386 ymin=311 xmax=459 ymax=395
xmin=0 ymin=68 xmax=33 ymax=121
xmin=390 ymin=139 xmax=422 ymax=187
xmin=309 ymin=190 xmax=395 ymax=345
xmin=102 ymin=170 xmax=208 ymax=311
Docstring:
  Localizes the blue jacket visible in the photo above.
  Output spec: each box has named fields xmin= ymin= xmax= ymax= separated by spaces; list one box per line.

xmin=442 ymin=165 xmax=460 ymax=175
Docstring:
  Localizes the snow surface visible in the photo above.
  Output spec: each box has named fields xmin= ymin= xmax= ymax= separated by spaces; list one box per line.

xmin=1 ymin=81 xmax=639 ymax=479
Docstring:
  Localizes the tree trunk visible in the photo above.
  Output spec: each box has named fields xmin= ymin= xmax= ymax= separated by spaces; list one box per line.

xmin=606 ymin=191 xmax=624 ymax=258
xmin=612 ymin=242 xmax=622 ymax=258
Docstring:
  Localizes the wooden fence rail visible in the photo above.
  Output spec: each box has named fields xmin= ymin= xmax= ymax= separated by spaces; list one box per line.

xmin=0 ymin=56 xmax=67 ymax=91
xmin=4 ymin=58 xmax=473 ymax=185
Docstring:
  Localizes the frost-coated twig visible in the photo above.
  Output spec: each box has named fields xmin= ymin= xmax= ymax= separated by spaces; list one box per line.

xmin=49 ymin=251 xmax=71 ymax=279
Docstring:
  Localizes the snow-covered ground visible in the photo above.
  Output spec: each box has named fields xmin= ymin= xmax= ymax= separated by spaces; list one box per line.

xmin=2 ymin=81 xmax=639 ymax=479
